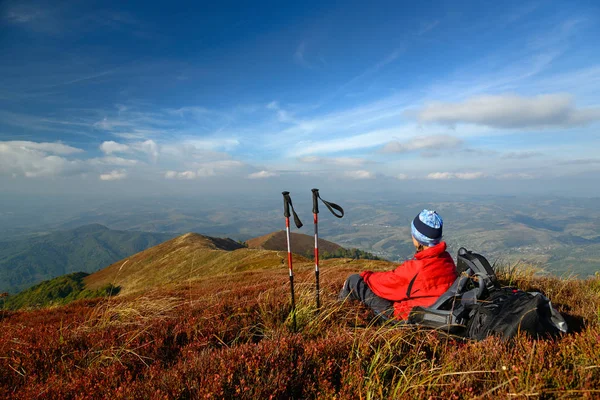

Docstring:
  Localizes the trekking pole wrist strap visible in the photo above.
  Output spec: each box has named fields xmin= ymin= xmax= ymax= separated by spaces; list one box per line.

xmin=312 ymin=189 xmax=344 ymax=218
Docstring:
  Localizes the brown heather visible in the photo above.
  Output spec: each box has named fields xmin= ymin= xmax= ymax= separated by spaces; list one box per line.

xmin=1 ymin=233 xmax=600 ymax=399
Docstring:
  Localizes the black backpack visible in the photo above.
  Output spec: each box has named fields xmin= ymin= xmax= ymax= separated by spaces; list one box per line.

xmin=407 ymin=247 xmax=568 ymax=341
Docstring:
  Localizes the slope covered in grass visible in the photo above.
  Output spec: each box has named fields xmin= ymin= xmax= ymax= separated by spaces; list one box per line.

xmin=84 ymin=232 xmax=312 ymax=295
xmin=0 ymin=224 xmax=176 ymax=293
xmin=1 ymin=249 xmax=599 ymax=398
xmin=2 ymin=272 xmax=118 ymax=310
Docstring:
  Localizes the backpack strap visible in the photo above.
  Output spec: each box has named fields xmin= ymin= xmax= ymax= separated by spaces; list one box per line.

xmin=457 ymin=247 xmax=498 ymax=289
xmin=408 ymin=307 xmax=455 ymax=327
xmin=406 ymin=272 xmax=419 ymax=298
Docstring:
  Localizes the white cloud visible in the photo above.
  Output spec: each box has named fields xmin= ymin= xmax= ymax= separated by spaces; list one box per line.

xmin=184 ymin=138 xmax=240 ymax=152
xmin=501 ymin=151 xmax=543 ymax=159
xmin=396 ymin=173 xmax=410 ymax=180
xmin=99 ymin=170 xmax=127 ymax=181
xmin=265 ymin=101 xmax=295 ymax=123
xmin=248 ymin=170 xmax=278 ymax=179
xmin=4 ymin=141 xmax=84 ymax=155
xmin=100 ymin=139 xmax=161 ymax=162
xmin=133 ymin=140 xmax=159 ymax=163
xmin=414 ymin=94 xmax=600 ymax=128
xmin=100 ymin=141 xmax=130 ymax=154
xmin=195 ymin=160 xmax=244 ymax=177
xmin=427 ymin=172 xmax=485 ymax=180
xmin=381 ymin=135 xmax=463 ymax=153
xmin=164 ymin=160 xmax=245 ymax=180
xmin=88 ymin=156 xmax=139 ymax=166
xmin=298 ymin=155 xmax=368 ymax=167
xmin=165 ymin=170 xmax=196 ymax=180
xmin=292 ymin=127 xmax=406 ymax=156
xmin=0 ymin=141 xmax=84 ymax=177
xmin=497 ymin=172 xmax=535 ymax=180
xmin=344 ymin=170 xmax=375 ymax=179
xmin=179 ymin=171 xmax=197 ymax=179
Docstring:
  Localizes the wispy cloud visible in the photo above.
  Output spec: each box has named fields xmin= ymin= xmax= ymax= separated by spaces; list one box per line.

xmin=0 ymin=141 xmax=84 ymax=177
xmin=333 ymin=48 xmax=403 ymax=97
xmin=294 ymin=41 xmax=311 ymax=69
xmin=4 ymin=141 xmax=84 ymax=155
xmin=290 ymin=127 xmax=401 ymax=156
xmin=497 ymin=172 xmax=535 ymax=180
xmin=99 ymin=139 xmax=158 ymax=163
xmin=418 ymin=20 xmax=439 ymax=36
xmin=248 ymin=170 xmax=278 ymax=179
xmin=298 ymin=155 xmax=369 ymax=167
xmin=344 ymin=170 xmax=375 ymax=179
xmin=165 ymin=160 xmax=245 ymax=179
xmin=99 ymin=170 xmax=127 ymax=181
xmin=165 ymin=170 xmax=197 ymax=180
xmin=426 ymin=172 xmax=485 ymax=180
xmin=88 ymin=156 xmax=138 ymax=167
xmin=266 ymin=101 xmax=296 ymax=124
xmin=381 ymin=135 xmax=463 ymax=154
xmin=501 ymin=151 xmax=543 ymax=159
xmin=413 ymin=94 xmax=600 ymax=128
xmin=4 ymin=8 xmax=42 ymax=24
xmin=100 ymin=141 xmax=130 ymax=154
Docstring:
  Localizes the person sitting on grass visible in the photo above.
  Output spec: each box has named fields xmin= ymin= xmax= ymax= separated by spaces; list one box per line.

xmin=339 ymin=209 xmax=457 ymax=321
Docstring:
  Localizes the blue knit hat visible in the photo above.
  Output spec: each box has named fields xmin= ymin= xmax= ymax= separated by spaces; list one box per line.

xmin=411 ymin=209 xmax=443 ymax=247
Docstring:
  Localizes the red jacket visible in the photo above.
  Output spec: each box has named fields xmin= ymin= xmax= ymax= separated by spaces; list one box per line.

xmin=360 ymin=242 xmax=457 ymax=320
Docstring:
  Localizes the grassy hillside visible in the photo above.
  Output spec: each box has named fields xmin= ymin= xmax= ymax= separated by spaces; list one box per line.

xmin=0 ymin=257 xmax=599 ymax=398
xmin=84 ymin=232 xmax=313 ymax=296
xmin=0 ymin=224 xmax=176 ymax=294
xmin=1 ymin=235 xmax=599 ymax=398
xmin=2 ymin=272 xmax=118 ymax=310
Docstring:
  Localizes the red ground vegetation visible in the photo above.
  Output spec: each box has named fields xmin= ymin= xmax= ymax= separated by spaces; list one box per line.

xmin=2 ymin=263 xmax=600 ymax=399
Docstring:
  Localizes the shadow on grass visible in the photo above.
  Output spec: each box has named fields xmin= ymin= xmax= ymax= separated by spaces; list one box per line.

xmin=555 ymin=303 xmax=586 ymax=333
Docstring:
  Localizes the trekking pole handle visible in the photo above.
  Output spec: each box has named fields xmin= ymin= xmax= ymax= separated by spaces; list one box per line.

xmin=312 ymin=188 xmax=319 ymax=214
xmin=282 ymin=191 xmax=303 ymax=228
xmin=282 ymin=191 xmax=291 ymax=218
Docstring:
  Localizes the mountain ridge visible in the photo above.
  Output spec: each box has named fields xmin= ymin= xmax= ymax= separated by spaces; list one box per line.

xmin=84 ymin=232 xmax=316 ymax=295
xmin=246 ymin=230 xmax=342 ymax=255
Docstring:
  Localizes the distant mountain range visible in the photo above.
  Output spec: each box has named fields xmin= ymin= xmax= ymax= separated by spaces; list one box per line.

xmin=0 ymin=224 xmax=176 ymax=294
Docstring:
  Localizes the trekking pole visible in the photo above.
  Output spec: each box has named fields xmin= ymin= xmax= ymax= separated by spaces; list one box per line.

xmin=282 ymin=191 xmax=303 ymax=332
xmin=311 ymin=188 xmax=344 ymax=312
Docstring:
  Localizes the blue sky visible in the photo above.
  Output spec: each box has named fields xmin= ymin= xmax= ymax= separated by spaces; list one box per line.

xmin=1 ymin=0 xmax=600 ymax=196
